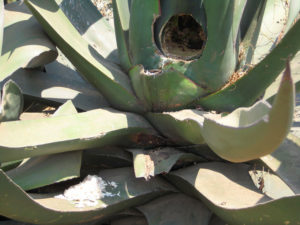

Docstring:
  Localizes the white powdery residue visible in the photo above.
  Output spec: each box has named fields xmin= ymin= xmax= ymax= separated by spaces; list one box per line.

xmin=55 ymin=175 xmax=119 ymax=208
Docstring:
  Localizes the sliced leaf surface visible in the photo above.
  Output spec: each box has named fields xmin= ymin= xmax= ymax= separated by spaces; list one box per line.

xmin=137 ymin=193 xmax=212 ymax=225
xmin=130 ymin=65 xmax=205 ymax=112
xmin=128 ymin=147 xmax=203 ymax=180
xmin=0 ymin=80 xmax=23 ymax=122
xmin=25 ymin=0 xmax=145 ymax=113
xmin=0 ymin=1 xmax=57 ymax=81
xmin=0 ymin=108 xmax=157 ymax=163
xmin=147 ymin=109 xmax=207 ymax=145
xmin=168 ymin=162 xmax=300 ymax=225
xmin=0 ymin=167 xmax=175 ymax=225
xmin=202 ymin=63 xmax=294 ymax=162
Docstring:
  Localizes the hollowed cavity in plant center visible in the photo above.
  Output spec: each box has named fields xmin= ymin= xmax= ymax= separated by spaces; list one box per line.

xmin=161 ymin=14 xmax=206 ymax=60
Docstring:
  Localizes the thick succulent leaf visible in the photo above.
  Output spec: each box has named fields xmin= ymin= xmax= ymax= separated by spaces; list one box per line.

xmin=202 ymin=64 xmax=294 ymax=162
xmin=44 ymin=50 xmax=109 ymax=110
xmin=168 ymin=162 xmax=300 ymax=225
xmin=6 ymin=151 xmax=82 ymax=191
xmin=137 ymin=193 xmax=212 ymax=225
xmin=0 ymin=1 xmax=57 ymax=82
xmin=82 ymin=147 xmax=132 ymax=169
xmin=112 ymin=0 xmax=132 ymax=71
xmin=260 ymin=133 xmax=300 ymax=194
xmin=238 ymin=0 xmax=266 ymax=67
xmin=263 ymin=51 xmax=300 ymax=102
xmin=198 ymin=20 xmax=300 ymax=111
xmin=186 ymin=0 xmax=246 ymax=91
xmin=25 ymin=0 xmax=145 ymax=113
xmin=111 ymin=217 xmax=148 ymax=225
xmin=0 ymin=80 xmax=23 ymax=122
xmin=0 ymin=108 xmax=158 ymax=163
xmin=52 ymin=100 xmax=77 ymax=116
xmin=147 ymin=110 xmax=207 ymax=145
xmin=284 ymin=0 xmax=300 ymax=34
xmin=130 ymin=65 xmax=205 ymax=111
xmin=6 ymin=101 xmax=82 ymax=191
xmin=0 ymin=167 xmax=175 ymax=225
xmin=6 ymin=68 xmax=109 ymax=111
xmin=128 ymin=147 xmax=203 ymax=180
xmin=249 ymin=0 xmax=289 ymax=64
xmin=56 ymin=0 xmax=119 ymax=63
xmin=0 ymin=0 xmax=3 ymax=54
xmin=128 ymin=0 xmax=161 ymax=69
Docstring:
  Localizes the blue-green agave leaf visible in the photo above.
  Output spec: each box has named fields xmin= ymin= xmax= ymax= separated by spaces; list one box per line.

xmin=6 ymin=101 xmax=82 ymax=191
xmin=25 ymin=0 xmax=145 ymax=113
xmin=0 ymin=107 xmax=158 ymax=163
xmin=198 ymin=19 xmax=300 ymax=111
xmin=0 ymin=167 xmax=175 ymax=224
xmin=168 ymin=162 xmax=300 ymax=225
xmin=186 ymin=0 xmax=246 ymax=91
xmin=112 ymin=0 xmax=132 ymax=71
xmin=0 ymin=1 xmax=57 ymax=82
xmin=56 ymin=0 xmax=119 ymax=64
xmin=201 ymin=63 xmax=294 ymax=162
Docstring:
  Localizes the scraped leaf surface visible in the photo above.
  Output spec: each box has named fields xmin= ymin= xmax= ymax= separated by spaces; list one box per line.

xmin=147 ymin=109 xmax=208 ymax=145
xmin=130 ymin=65 xmax=205 ymax=112
xmin=128 ymin=147 xmax=202 ymax=180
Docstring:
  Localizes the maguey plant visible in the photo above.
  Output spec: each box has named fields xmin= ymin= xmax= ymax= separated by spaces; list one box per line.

xmin=0 ymin=0 xmax=300 ymax=224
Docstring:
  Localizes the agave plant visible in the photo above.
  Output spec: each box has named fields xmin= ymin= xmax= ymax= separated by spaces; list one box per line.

xmin=0 ymin=0 xmax=300 ymax=224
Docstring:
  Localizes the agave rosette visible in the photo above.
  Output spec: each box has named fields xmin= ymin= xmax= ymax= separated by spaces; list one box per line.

xmin=0 ymin=0 xmax=300 ymax=224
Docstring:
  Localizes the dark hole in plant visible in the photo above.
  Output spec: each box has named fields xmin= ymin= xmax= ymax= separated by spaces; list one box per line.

xmin=161 ymin=14 xmax=206 ymax=60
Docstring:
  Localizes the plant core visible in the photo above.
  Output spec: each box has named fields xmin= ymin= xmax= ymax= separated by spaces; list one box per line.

xmin=160 ymin=14 xmax=206 ymax=61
